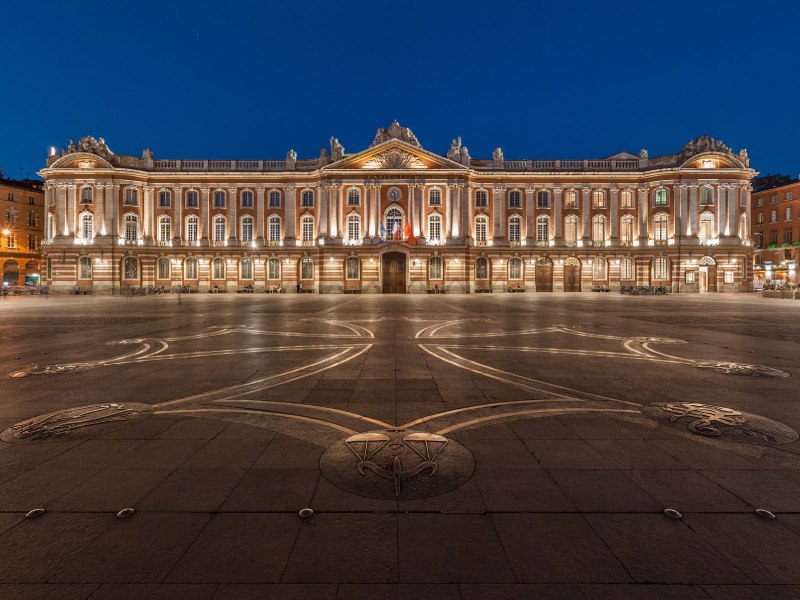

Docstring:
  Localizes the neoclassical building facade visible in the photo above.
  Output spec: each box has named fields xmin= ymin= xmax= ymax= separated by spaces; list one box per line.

xmin=38 ymin=122 xmax=755 ymax=294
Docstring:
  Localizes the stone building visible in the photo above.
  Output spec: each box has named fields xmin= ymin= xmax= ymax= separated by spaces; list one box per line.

xmin=38 ymin=123 xmax=755 ymax=294
xmin=751 ymin=174 xmax=800 ymax=285
xmin=0 ymin=177 xmax=45 ymax=287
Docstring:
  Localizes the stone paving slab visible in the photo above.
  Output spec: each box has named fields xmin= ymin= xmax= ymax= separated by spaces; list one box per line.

xmin=0 ymin=293 xmax=799 ymax=597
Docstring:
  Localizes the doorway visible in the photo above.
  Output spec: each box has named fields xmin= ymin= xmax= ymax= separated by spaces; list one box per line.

xmin=563 ymin=258 xmax=581 ymax=292
xmin=382 ymin=252 xmax=406 ymax=293
xmin=535 ymin=259 xmax=553 ymax=292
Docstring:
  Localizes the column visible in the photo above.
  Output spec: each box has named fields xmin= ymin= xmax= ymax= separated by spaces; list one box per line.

xmin=107 ymin=184 xmax=119 ymax=238
xmin=364 ymin=183 xmax=372 ymax=239
xmin=374 ymin=183 xmax=382 ymax=237
xmin=727 ymin=183 xmax=738 ymax=237
xmin=336 ymin=185 xmax=344 ymax=240
xmin=744 ymin=184 xmax=752 ymax=243
xmin=452 ymin=184 xmax=462 ymax=239
xmin=326 ymin=185 xmax=337 ymax=237
xmin=143 ymin=186 xmax=154 ymax=242
xmin=173 ymin=186 xmax=182 ymax=243
xmin=319 ymin=185 xmax=329 ymax=239
xmin=416 ymin=184 xmax=424 ymax=237
xmin=688 ymin=184 xmax=698 ymax=238
xmin=465 ymin=184 xmax=474 ymax=243
xmin=228 ymin=186 xmax=238 ymax=244
xmin=200 ymin=186 xmax=210 ymax=245
xmin=553 ymin=186 xmax=563 ymax=244
xmin=256 ymin=186 xmax=265 ymax=243
xmin=675 ymin=184 xmax=688 ymax=239
xmin=581 ymin=186 xmax=591 ymax=242
xmin=284 ymin=184 xmax=297 ymax=243
xmin=525 ymin=186 xmax=535 ymax=244
xmin=492 ymin=184 xmax=505 ymax=244
xmin=637 ymin=184 xmax=649 ymax=243
xmin=94 ymin=183 xmax=105 ymax=236
xmin=716 ymin=184 xmax=727 ymax=238
xmin=67 ymin=184 xmax=77 ymax=236
xmin=445 ymin=184 xmax=453 ymax=240
xmin=610 ymin=186 xmax=619 ymax=242
xmin=57 ymin=184 xmax=68 ymax=237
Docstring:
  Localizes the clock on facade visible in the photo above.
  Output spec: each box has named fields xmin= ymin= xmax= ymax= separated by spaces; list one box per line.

xmin=387 ymin=186 xmax=402 ymax=202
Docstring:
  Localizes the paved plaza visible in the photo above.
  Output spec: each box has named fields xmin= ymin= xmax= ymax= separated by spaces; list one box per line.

xmin=0 ymin=292 xmax=799 ymax=599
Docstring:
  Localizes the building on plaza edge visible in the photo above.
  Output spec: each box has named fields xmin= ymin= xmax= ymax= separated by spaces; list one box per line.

xmin=38 ymin=122 xmax=755 ymax=294
xmin=1 ymin=177 xmax=45 ymax=287
xmin=751 ymin=174 xmax=800 ymax=286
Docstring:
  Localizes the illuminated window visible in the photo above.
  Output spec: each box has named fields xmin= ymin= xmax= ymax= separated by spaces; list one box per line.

xmin=592 ymin=215 xmax=606 ymax=243
xmin=157 ymin=258 xmax=170 ymax=280
xmin=268 ymin=216 xmax=281 ymax=242
xmin=756 ymin=212 xmax=763 ymax=225
xmin=592 ymin=258 xmax=607 ymax=280
xmin=653 ymin=213 xmax=669 ymax=241
xmin=212 ymin=258 xmax=225 ymax=279
xmin=386 ymin=208 xmax=404 ymax=238
xmin=124 ymin=188 xmax=138 ymax=206
xmin=213 ymin=216 xmax=226 ymax=242
xmin=268 ymin=258 xmax=280 ymax=280
xmin=723 ymin=271 xmax=734 ymax=284
xmin=301 ymin=215 xmax=315 ymax=242
xmin=475 ymin=257 xmax=488 ymax=279
xmin=654 ymin=188 xmax=668 ymax=206
xmin=80 ymin=212 xmax=94 ymax=240
xmin=785 ymin=207 xmax=792 ymax=221
xmin=565 ymin=215 xmax=578 ymax=245
xmin=620 ymin=215 xmax=634 ymax=245
xmin=592 ymin=190 xmax=606 ymax=208
xmin=564 ymin=190 xmax=577 ymax=209
xmin=475 ymin=189 xmax=488 ymax=207
xmin=184 ymin=258 xmax=197 ymax=279
xmin=186 ymin=216 xmax=198 ymax=243
xmin=346 ymin=256 xmax=360 ymax=280
xmin=620 ymin=258 xmax=634 ymax=280
xmin=428 ymin=213 xmax=442 ymax=242
xmin=157 ymin=216 xmax=171 ymax=242
xmin=653 ymin=257 xmax=669 ymax=280
xmin=300 ymin=257 xmax=314 ymax=279
xmin=241 ymin=216 xmax=254 ymax=242
xmin=240 ymin=258 xmax=253 ymax=280
xmin=123 ymin=257 xmax=139 ymax=279
xmin=509 ymin=190 xmax=521 ymax=208
xmin=347 ymin=213 xmax=361 ymax=242
xmin=475 ymin=215 xmax=488 ymax=242
xmin=508 ymin=257 xmax=522 ymax=280
xmin=536 ymin=215 xmax=550 ymax=242
xmin=78 ymin=256 xmax=92 ymax=279
xmin=241 ymin=190 xmax=254 ymax=207
xmin=124 ymin=214 xmax=139 ymax=241
xmin=508 ymin=215 xmax=521 ymax=243
xmin=429 ymin=256 xmax=443 ymax=280
xmin=620 ymin=190 xmax=633 ymax=208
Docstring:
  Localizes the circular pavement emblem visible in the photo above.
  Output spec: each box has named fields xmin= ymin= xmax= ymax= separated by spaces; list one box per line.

xmin=1 ymin=403 xmax=154 ymax=444
xmin=643 ymin=402 xmax=799 ymax=445
xmin=694 ymin=361 xmax=790 ymax=378
xmin=320 ymin=429 xmax=475 ymax=499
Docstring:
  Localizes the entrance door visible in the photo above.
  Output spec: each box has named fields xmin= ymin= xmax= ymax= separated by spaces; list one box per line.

xmin=535 ymin=262 xmax=553 ymax=292
xmin=564 ymin=264 xmax=581 ymax=292
xmin=707 ymin=266 xmax=717 ymax=292
xmin=699 ymin=268 xmax=707 ymax=293
xmin=382 ymin=252 xmax=406 ymax=294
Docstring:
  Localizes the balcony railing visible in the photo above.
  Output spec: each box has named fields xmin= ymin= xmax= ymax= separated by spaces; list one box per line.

xmin=153 ymin=159 xmax=289 ymax=172
xmin=501 ymin=159 xmax=642 ymax=171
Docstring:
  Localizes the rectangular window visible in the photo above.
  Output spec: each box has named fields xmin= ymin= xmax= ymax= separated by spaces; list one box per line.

xmin=770 ymin=194 xmax=778 ymax=204
xmin=475 ymin=190 xmax=487 ymax=207
xmin=429 ymin=217 xmax=441 ymax=242
xmin=785 ymin=229 xmax=794 ymax=244
xmin=536 ymin=219 xmax=549 ymax=242
xmin=787 ymin=191 xmax=794 ymax=200
xmin=508 ymin=219 xmax=520 ymax=242
xmin=269 ymin=219 xmax=280 ymax=242
xmin=786 ymin=207 xmax=792 ymax=221
xmin=159 ymin=220 xmax=171 ymax=241
xmin=684 ymin=270 xmax=696 ymax=284
xmin=269 ymin=191 xmax=281 ymax=208
xmin=537 ymin=191 xmax=549 ymax=208
xmin=620 ymin=190 xmax=633 ymax=208
xmin=508 ymin=190 xmax=521 ymax=208
xmin=7 ymin=192 xmax=14 ymax=201
xmin=29 ymin=196 xmax=35 ymax=205
xmin=214 ymin=191 xmax=226 ymax=208
xmin=770 ymin=230 xmax=778 ymax=244
xmin=241 ymin=220 xmax=253 ymax=242
xmin=723 ymin=271 xmax=734 ymax=284
xmin=620 ymin=259 xmax=633 ymax=280
xmin=214 ymin=220 xmax=225 ymax=241
xmin=158 ymin=260 xmax=170 ymax=280
xmin=186 ymin=191 xmax=199 ymax=208
xmin=475 ymin=219 xmax=487 ymax=242
xmin=186 ymin=219 xmax=198 ymax=243
xmin=28 ymin=235 xmax=36 ymax=250
xmin=756 ymin=212 xmax=763 ymax=225
xmin=124 ymin=189 xmax=138 ymax=205
xmin=241 ymin=191 xmax=254 ymax=207
xmin=29 ymin=211 xmax=37 ymax=226
xmin=7 ymin=233 xmax=16 ymax=249
xmin=268 ymin=259 xmax=280 ymax=280
xmin=771 ymin=210 xmax=778 ymax=223
xmin=158 ymin=191 xmax=171 ymax=207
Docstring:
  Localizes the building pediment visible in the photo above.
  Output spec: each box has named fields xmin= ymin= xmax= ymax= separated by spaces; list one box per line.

xmin=48 ymin=152 xmax=114 ymax=170
xmin=323 ymin=139 xmax=467 ymax=171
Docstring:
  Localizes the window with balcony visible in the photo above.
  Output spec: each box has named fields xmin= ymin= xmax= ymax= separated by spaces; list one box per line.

xmin=301 ymin=215 xmax=314 ymax=242
xmin=158 ymin=216 xmax=171 ymax=242
xmin=536 ymin=215 xmax=550 ymax=242
xmin=592 ymin=215 xmax=606 ymax=244
xmin=213 ymin=216 xmax=226 ymax=242
xmin=124 ymin=214 xmax=139 ymax=241
xmin=565 ymin=215 xmax=578 ymax=245
xmin=347 ymin=213 xmax=361 ymax=242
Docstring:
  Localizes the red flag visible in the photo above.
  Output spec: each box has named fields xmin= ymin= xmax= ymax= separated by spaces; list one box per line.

xmin=403 ymin=222 xmax=412 ymax=239
xmin=407 ymin=232 xmax=416 ymax=245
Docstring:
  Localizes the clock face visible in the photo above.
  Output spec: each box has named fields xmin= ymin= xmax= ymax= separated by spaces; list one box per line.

xmin=387 ymin=187 xmax=402 ymax=202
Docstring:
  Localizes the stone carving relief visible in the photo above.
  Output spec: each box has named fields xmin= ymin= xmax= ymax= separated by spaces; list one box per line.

xmin=363 ymin=149 xmax=426 ymax=170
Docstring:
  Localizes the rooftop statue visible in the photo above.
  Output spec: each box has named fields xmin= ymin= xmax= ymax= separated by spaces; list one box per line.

xmin=370 ymin=120 xmax=421 ymax=147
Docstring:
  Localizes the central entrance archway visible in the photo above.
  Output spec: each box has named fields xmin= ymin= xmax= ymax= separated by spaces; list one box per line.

xmin=382 ymin=252 xmax=407 ymax=294
xmin=563 ymin=257 xmax=581 ymax=292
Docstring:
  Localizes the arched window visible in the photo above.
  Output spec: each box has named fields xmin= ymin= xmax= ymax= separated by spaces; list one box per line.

xmin=508 ymin=257 xmax=522 ymax=280
xmin=124 ymin=188 xmax=138 ymax=206
xmin=620 ymin=189 xmax=634 ymax=208
xmin=474 ymin=215 xmax=488 ymax=243
xmin=564 ymin=190 xmax=578 ymax=209
xmin=653 ymin=257 xmax=669 ymax=280
xmin=536 ymin=215 xmax=550 ymax=242
xmin=509 ymin=190 xmax=522 ymax=208
xmin=592 ymin=215 xmax=607 ymax=244
xmin=428 ymin=213 xmax=442 ymax=243
xmin=429 ymin=256 xmax=443 ymax=280
xmin=428 ymin=188 xmax=442 ymax=206
xmin=653 ymin=213 xmax=669 ymax=242
xmin=654 ymin=188 xmax=668 ymax=206
xmin=241 ymin=190 xmax=254 ymax=208
xmin=159 ymin=190 xmax=171 ymax=208
xmin=699 ymin=212 xmax=714 ymax=243
xmin=268 ymin=216 xmax=281 ymax=243
xmin=124 ymin=214 xmax=139 ymax=241
xmin=700 ymin=186 xmax=714 ymax=206
xmin=475 ymin=257 xmax=489 ymax=279
xmin=213 ymin=216 xmax=226 ymax=242
xmin=212 ymin=258 xmax=226 ymax=280
xmin=537 ymin=190 xmax=550 ymax=208
xmin=186 ymin=190 xmax=199 ymax=208
xmin=300 ymin=257 xmax=314 ymax=279
xmin=385 ymin=207 xmax=404 ymax=238
xmin=592 ymin=190 xmax=606 ymax=208
xmin=620 ymin=257 xmax=634 ymax=280
xmin=157 ymin=257 xmax=170 ymax=280
xmin=267 ymin=257 xmax=280 ymax=280
xmin=213 ymin=190 xmax=226 ymax=208
xmin=80 ymin=187 xmax=93 ymax=204
xmin=78 ymin=256 xmax=92 ymax=280
xmin=620 ymin=215 xmax=635 ymax=245
xmin=347 ymin=188 xmax=360 ymax=206
xmin=240 ymin=258 xmax=253 ymax=280
xmin=301 ymin=189 xmax=314 ymax=207
xmin=241 ymin=216 xmax=254 ymax=242
xmin=508 ymin=215 xmax=521 ymax=243
xmin=184 ymin=258 xmax=198 ymax=280
xmin=347 ymin=213 xmax=361 ymax=242
xmin=346 ymin=256 xmax=360 ymax=280
xmin=268 ymin=190 xmax=281 ymax=208
xmin=565 ymin=215 xmax=579 ymax=245
xmin=301 ymin=215 xmax=315 ymax=242
xmin=475 ymin=189 xmax=488 ymax=207
xmin=592 ymin=258 xmax=607 ymax=280
xmin=123 ymin=257 xmax=139 ymax=279
xmin=80 ymin=212 xmax=94 ymax=241
xmin=158 ymin=216 xmax=171 ymax=242
xmin=185 ymin=215 xmax=199 ymax=243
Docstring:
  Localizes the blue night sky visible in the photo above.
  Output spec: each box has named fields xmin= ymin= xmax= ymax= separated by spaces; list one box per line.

xmin=1 ymin=0 xmax=797 ymax=180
